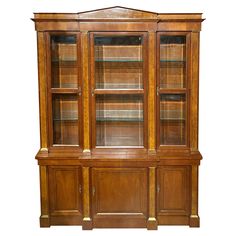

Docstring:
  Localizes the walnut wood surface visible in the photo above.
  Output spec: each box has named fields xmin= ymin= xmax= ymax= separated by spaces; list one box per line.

xmin=33 ymin=6 xmax=204 ymax=229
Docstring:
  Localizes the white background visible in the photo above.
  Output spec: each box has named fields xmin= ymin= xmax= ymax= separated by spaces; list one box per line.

xmin=0 ymin=0 xmax=236 ymax=235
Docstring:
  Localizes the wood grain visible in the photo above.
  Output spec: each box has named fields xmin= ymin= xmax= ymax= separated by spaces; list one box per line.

xmin=190 ymin=32 xmax=200 ymax=151
xmin=147 ymin=167 xmax=157 ymax=229
xmin=39 ymin=166 xmax=50 ymax=227
xmin=33 ymin=7 xmax=204 ymax=229
xmin=148 ymin=32 xmax=156 ymax=152
xmin=37 ymin=32 xmax=49 ymax=151
xmin=190 ymin=165 xmax=200 ymax=227
xmin=81 ymin=32 xmax=90 ymax=152
xmin=82 ymin=167 xmax=92 ymax=229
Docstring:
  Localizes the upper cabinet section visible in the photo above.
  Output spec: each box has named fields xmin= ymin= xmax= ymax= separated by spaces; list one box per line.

xmin=32 ymin=7 xmax=204 ymax=154
xmin=32 ymin=6 xmax=204 ymax=32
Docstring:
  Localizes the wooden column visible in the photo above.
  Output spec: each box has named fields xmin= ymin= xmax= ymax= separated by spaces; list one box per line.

xmin=81 ymin=32 xmax=90 ymax=152
xmin=147 ymin=167 xmax=157 ymax=229
xmin=37 ymin=32 xmax=48 ymax=152
xmin=148 ymin=32 xmax=156 ymax=153
xmin=82 ymin=167 xmax=92 ymax=229
xmin=39 ymin=166 xmax=50 ymax=227
xmin=190 ymin=32 xmax=200 ymax=152
xmin=189 ymin=165 xmax=200 ymax=227
xmin=189 ymin=33 xmax=200 ymax=227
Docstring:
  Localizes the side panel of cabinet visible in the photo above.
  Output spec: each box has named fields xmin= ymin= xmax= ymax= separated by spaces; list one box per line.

xmin=48 ymin=166 xmax=82 ymax=225
xmin=92 ymin=168 xmax=148 ymax=228
xmin=157 ymin=166 xmax=190 ymax=225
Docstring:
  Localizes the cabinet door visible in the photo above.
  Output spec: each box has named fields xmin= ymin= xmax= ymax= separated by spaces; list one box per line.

xmin=92 ymin=168 xmax=147 ymax=222
xmin=158 ymin=166 xmax=190 ymax=215
xmin=90 ymin=33 xmax=148 ymax=148
xmin=48 ymin=166 xmax=82 ymax=217
xmin=48 ymin=33 xmax=82 ymax=148
xmin=157 ymin=33 xmax=190 ymax=147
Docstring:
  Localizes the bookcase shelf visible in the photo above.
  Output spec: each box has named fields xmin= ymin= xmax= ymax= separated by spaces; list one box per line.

xmin=54 ymin=118 xmax=78 ymax=121
xmin=95 ymin=59 xmax=143 ymax=62
xmin=96 ymin=118 xmax=143 ymax=122
xmin=160 ymin=60 xmax=185 ymax=63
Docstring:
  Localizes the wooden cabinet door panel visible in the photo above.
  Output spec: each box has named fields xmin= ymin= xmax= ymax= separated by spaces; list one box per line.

xmin=92 ymin=168 xmax=147 ymax=217
xmin=48 ymin=166 xmax=82 ymax=215
xmin=158 ymin=166 xmax=190 ymax=215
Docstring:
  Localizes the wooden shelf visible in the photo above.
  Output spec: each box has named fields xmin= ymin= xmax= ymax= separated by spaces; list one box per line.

xmin=54 ymin=118 xmax=78 ymax=121
xmin=51 ymin=88 xmax=79 ymax=94
xmin=94 ymin=89 xmax=144 ymax=94
xmin=95 ymin=59 xmax=143 ymax=62
xmin=52 ymin=59 xmax=77 ymax=64
xmin=160 ymin=59 xmax=185 ymax=63
xmin=159 ymin=88 xmax=187 ymax=94
xmin=96 ymin=118 xmax=143 ymax=122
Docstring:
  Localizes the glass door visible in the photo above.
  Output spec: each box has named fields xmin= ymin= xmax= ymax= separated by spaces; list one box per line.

xmin=158 ymin=34 xmax=188 ymax=146
xmin=91 ymin=33 xmax=147 ymax=148
xmin=49 ymin=34 xmax=81 ymax=147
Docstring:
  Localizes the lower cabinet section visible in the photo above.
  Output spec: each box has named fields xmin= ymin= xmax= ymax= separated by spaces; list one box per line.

xmin=39 ymin=163 xmax=199 ymax=229
xmin=48 ymin=166 xmax=82 ymax=225
xmin=91 ymin=168 xmax=148 ymax=228
xmin=157 ymin=166 xmax=190 ymax=225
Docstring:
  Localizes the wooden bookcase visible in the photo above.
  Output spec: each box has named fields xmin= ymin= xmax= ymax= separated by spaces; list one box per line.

xmin=32 ymin=6 xmax=204 ymax=229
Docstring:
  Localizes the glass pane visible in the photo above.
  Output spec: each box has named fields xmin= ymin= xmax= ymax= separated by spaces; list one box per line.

xmin=160 ymin=94 xmax=186 ymax=145
xmin=160 ymin=36 xmax=186 ymax=88
xmin=51 ymin=35 xmax=77 ymax=88
xmin=53 ymin=94 xmax=78 ymax=145
xmin=96 ymin=94 xmax=143 ymax=146
xmin=94 ymin=36 xmax=143 ymax=89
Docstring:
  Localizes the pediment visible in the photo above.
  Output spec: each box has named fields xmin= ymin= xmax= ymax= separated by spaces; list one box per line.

xmin=78 ymin=6 xmax=158 ymax=20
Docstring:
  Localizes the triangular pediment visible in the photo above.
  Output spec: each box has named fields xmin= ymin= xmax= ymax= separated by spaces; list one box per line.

xmin=78 ymin=6 xmax=158 ymax=20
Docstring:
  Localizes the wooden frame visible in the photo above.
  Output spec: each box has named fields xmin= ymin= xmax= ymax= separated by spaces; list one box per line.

xmin=45 ymin=32 xmax=83 ymax=152
xmin=156 ymin=31 xmax=191 ymax=151
xmin=32 ymin=6 xmax=204 ymax=230
xmin=89 ymin=31 xmax=148 ymax=150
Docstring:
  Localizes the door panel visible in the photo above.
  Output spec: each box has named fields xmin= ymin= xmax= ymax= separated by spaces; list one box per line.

xmin=48 ymin=33 xmax=81 ymax=148
xmin=90 ymin=33 xmax=148 ymax=148
xmin=158 ymin=166 xmax=190 ymax=215
xmin=92 ymin=168 xmax=147 ymax=217
xmin=157 ymin=33 xmax=190 ymax=148
xmin=48 ymin=166 xmax=82 ymax=215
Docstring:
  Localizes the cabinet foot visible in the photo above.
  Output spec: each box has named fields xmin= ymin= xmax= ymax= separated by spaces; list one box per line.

xmin=189 ymin=215 xmax=200 ymax=227
xmin=147 ymin=218 xmax=158 ymax=230
xmin=40 ymin=215 xmax=50 ymax=227
xmin=82 ymin=217 xmax=93 ymax=230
